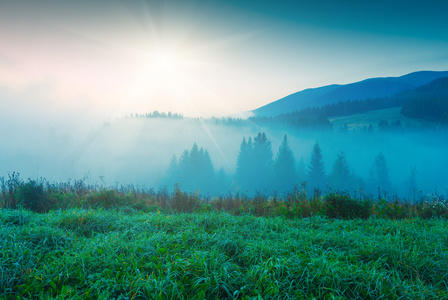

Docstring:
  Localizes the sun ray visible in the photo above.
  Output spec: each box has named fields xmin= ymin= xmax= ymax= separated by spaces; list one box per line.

xmin=45 ymin=1 xmax=264 ymax=118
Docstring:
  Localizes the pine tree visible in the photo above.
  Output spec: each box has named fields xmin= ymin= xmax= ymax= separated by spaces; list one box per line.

xmin=235 ymin=137 xmax=252 ymax=192
xmin=253 ymin=132 xmax=273 ymax=193
xmin=173 ymin=143 xmax=216 ymax=194
xmin=189 ymin=143 xmax=201 ymax=171
xmin=273 ymin=135 xmax=297 ymax=193
xmin=308 ymin=142 xmax=326 ymax=191
xmin=200 ymin=149 xmax=215 ymax=192
xmin=236 ymin=137 xmax=248 ymax=179
xmin=235 ymin=133 xmax=272 ymax=194
xmin=329 ymin=152 xmax=351 ymax=191
xmin=178 ymin=150 xmax=190 ymax=180
xmin=369 ymin=152 xmax=391 ymax=193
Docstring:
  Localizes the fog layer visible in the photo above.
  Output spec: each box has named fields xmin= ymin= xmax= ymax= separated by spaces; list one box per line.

xmin=2 ymin=114 xmax=447 ymax=199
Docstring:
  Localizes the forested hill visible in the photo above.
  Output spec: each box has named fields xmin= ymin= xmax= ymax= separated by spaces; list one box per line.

xmin=267 ymin=76 xmax=448 ymax=126
xmin=252 ymin=71 xmax=448 ymax=117
xmin=127 ymin=74 xmax=448 ymax=130
xmin=401 ymin=76 xmax=448 ymax=123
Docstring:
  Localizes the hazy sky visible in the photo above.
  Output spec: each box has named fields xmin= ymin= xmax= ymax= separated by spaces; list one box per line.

xmin=1 ymin=0 xmax=448 ymax=119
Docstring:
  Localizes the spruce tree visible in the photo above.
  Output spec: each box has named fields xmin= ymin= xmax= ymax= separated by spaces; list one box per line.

xmin=236 ymin=137 xmax=248 ymax=179
xmin=329 ymin=152 xmax=351 ymax=191
xmin=274 ymin=135 xmax=297 ymax=193
xmin=166 ymin=154 xmax=179 ymax=186
xmin=173 ymin=143 xmax=216 ymax=194
xmin=235 ymin=137 xmax=252 ymax=192
xmin=201 ymin=149 xmax=215 ymax=191
xmin=253 ymin=132 xmax=273 ymax=193
xmin=235 ymin=133 xmax=272 ymax=194
xmin=178 ymin=150 xmax=190 ymax=181
xmin=369 ymin=152 xmax=391 ymax=194
xmin=308 ymin=142 xmax=326 ymax=191
xmin=189 ymin=143 xmax=201 ymax=171
xmin=178 ymin=149 xmax=192 ymax=191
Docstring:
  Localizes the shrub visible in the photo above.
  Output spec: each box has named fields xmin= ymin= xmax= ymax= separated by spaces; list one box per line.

xmin=17 ymin=180 xmax=53 ymax=213
xmin=86 ymin=190 xmax=124 ymax=209
xmin=197 ymin=204 xmax=214 ymax=214
xmin=146 ymin=205 xmax=161 ymax=213
xmin=1 ymin=172 xmax=22 ymax=209
xmin=374 ymin=198 xmax=412 ymax=219
xmin=324 ymin=193 xmax=372 ymax=219
xmin=417 ymin=195 xmax=448 ymax=219
xmin=250 ymin=193 xmax=269 ymax=216
xmin=170 ymin=185 xmax=200 ymax=213
xmin=128 ymin=198 xmax=148 ymax=211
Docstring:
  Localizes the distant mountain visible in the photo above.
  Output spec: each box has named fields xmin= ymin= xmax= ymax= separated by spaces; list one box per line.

xmin=400 ymin=76 xmax=448 ymax=122
xmin=252 ymin=71 xmax=448 ymax=117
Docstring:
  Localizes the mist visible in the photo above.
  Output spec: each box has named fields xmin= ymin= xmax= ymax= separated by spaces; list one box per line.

xmin=2 ymin=100 xmax=447 ymax=200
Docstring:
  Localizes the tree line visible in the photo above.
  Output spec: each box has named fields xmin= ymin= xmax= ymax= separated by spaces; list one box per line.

xmin=286 ymin=76 xmax=448 ymax=125
xmin=401 ymin=77 xmax=448 ymax=124
xmin=164 ymin=132 xmax=401 ymax=198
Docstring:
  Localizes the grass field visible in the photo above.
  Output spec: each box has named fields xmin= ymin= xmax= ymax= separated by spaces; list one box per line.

xmin=2 ymin=207 xmax=448 ymax=299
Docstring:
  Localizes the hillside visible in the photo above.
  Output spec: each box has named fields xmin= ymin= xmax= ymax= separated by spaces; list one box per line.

xmin=252 ymin=70 xmax=448 ymax=117
xmin=264 ymin=75 xmax=448 ymax=129
xmin=401 ymin=76 xmax=448 ymax=123
xmin=329 ymin=107 xmax=425 ymax=131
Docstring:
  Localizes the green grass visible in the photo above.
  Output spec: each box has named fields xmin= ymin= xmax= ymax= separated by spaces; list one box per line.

xmin=1 ymin=208 xmax=448 ymax=299
xmin=1 ymin=177 xmax=448 ymax=298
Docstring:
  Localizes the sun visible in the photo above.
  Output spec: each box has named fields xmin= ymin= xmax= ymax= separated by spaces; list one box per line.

xmin=127 ymin=42 xmax=216 ymax=117
xmin=152 ymin=48 xmax=179 ymax=73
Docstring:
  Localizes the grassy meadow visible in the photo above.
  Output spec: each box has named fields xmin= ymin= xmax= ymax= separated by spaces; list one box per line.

xmin=1 ymin=178 xmax=448 ymax=299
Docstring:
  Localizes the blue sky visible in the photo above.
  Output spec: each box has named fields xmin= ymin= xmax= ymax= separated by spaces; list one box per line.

xmin=1 ymin=0 xmax=447 ymax=119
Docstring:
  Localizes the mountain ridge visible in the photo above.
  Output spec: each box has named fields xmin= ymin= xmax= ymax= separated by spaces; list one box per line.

xmin=252 ymin=70 xmax=448 ymax=117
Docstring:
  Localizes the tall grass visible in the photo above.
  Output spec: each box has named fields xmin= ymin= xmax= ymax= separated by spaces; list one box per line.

xmin=1 ymin=209 xmax=447 ymax=299
xmin=1 ymin=174 xmax=447 ymax=220
xmin=1 ymin=176 xmax=448 ymax=298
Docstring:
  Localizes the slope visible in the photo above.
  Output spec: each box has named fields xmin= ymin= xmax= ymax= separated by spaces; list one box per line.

xmin=252 ymin=70 xmax=448 ymax=117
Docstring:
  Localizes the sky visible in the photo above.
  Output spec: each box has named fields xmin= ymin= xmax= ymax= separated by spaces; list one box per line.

xmin=1 ymin=0 xmax=448 ymax=120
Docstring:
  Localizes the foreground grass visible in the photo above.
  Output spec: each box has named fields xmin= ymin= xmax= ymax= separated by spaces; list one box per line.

xmin=1 ymin=209 xmax=448 ymax=299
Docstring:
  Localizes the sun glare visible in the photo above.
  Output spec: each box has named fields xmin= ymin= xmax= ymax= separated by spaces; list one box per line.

xmin=152 ymin=49 xmax=178 ymax=72
xmin=128 ymin=38 xmax=220 ymax=116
